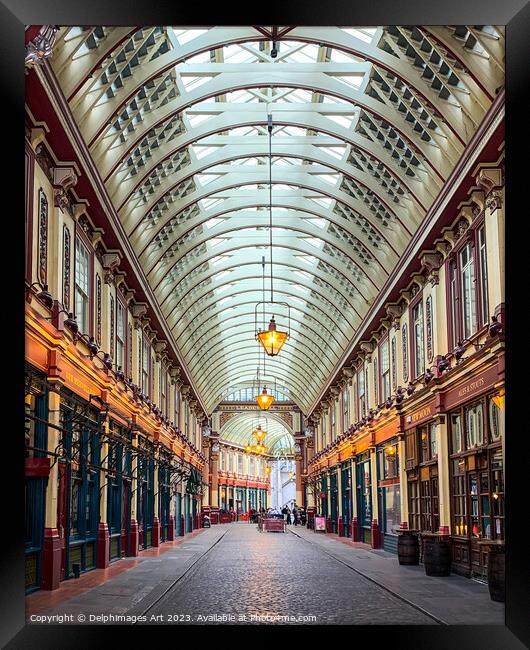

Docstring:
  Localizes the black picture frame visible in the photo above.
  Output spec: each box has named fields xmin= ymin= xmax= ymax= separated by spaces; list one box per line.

xmin=6 ymin=1 xmax=530 ymax=647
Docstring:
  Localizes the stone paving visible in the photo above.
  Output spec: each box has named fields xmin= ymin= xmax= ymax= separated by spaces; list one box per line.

xmin=26 ymin=522 xmax=504 ymax=626
xmin=288 ymin=525 xmax=504 ymax=626
xmin=139 ymin=523 xmax=435 ymax=625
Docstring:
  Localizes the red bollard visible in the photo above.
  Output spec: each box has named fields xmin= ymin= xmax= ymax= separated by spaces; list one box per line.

xmin=338 ymin=519 xmax=344 ymax=537
xmin=371 ymin=520 xmax=380 ymax=549
xmin=352 ymin=517 xmax=359 ymax=542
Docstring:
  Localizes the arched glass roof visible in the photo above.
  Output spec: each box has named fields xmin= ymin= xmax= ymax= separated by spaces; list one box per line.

xmin=51 ymin=25 xmax=504 ymax=416
xmin=219 ymin=412 xmax=294 ymax=455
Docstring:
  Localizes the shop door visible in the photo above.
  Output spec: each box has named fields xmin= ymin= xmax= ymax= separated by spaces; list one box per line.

xmin=330 ymin=473 xmax=339 ymax=533
xmin=175 ymin=493 xmax=182 ymax=535
xmin=468 ymin=469 xmax=490 ymax=579
xmin=356 ymin=460 xmax=372 ymax=545
xmin=341 ymin=466 xmax=352 ymax=532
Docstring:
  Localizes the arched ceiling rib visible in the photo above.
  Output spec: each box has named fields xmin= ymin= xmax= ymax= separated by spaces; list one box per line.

xmin=50 ymin=25 xmax=503 ymax=415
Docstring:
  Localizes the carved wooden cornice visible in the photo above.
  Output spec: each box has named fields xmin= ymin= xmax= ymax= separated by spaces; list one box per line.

xmin=25 ymin=26 xmax=59 ymax=73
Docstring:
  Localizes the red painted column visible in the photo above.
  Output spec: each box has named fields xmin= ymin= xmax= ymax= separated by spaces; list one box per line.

xmin=127 ymin=519 xmax=139 ymax=556
xmin=168 ymin=515 xmax=175 ymax=541
xmin=152 ymin=516 xmax=161 ymax=547
xmin=371 ymin=520 xmax=380 ymax=549
xmin=338 ymin=519 xmax=344 ymax=537
xmin=352 ymin=517 xmax=359 ymax=542
xmin=41 ymin=528 xmax=62 ymax=590
xmin=96 ymin=522 xmax=110 ymax=569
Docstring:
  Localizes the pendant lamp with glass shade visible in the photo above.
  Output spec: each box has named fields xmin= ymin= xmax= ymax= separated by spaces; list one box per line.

xmin=255 ymin=113 xmax=289 ymax=357
xmin=254 ymin=300 xmax=276 ymax=410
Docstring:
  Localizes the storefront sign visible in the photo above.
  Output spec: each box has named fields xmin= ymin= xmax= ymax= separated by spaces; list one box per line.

xmin=444 ymin=365 xmax=499 ymax=410
xmin=315 ymin=516 xmax=326 ymax=532
xmin=404 ymin=401 xmax=436 ymax=430
xmin=374 ymin=418 xmax=401 ymax=445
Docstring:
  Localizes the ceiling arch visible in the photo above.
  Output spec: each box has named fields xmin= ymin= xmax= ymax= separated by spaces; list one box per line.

xmin=50 ymin=25 xmax=503 ymax=415
xmin=219 ymin=411 xmax=294 ymax=454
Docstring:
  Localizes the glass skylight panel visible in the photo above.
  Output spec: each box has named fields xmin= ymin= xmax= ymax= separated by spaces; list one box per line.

xmin=172 ymin=28 xmax=209 ymax=46
xmin=317 ymin=174 xmax=340 ymax=185
xmin=180 ymin=75 xmax=213 ymax=91
xmin=304 ymin=218 xmax=327 ymax=230
xmin=193 ymin=145 xmax=221 ymax=159
xmin=200 ymin=197 xmax=223 ymax=209
xmin=188 ymin=113 xmax=214 ymax=127
xmin=223 ymin=44 xmax=255 ymax=63
xmin=305 ymin=237 xmax=324 ymax=249
xmin=209 ymin=238 xmax=226 ymax=247
xmin=319 ymin=145 xmax=347 ymax=159
xmin=310 ymin=197 xmax=333 ymax=207
xmin=341 ymin=27 xmax=377 ymax=44
xmin=325 ymin=114 xmax=355 ymax=129
xmin=205 ymin=217 xmax=223 ymax=228
xmin=184 ymin=50 xmax=212 ymax=63
xmin=334 ymin=75 xmax=364 ymax=90
xmin=197 ymin=174 xmax=222 ymax=186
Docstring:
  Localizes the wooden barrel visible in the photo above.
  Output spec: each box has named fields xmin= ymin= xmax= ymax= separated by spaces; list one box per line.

xmin=398 ymin=534 xmax=419 ymax=565
xmin=423 ymin=539 xmax=451 ymax=576
xmin=487 ymin=549 xmax=505 ymax=602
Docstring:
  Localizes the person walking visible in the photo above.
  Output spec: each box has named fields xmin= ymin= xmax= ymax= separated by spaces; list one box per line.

xmin=292 ymin=505 xmax=299 ymax=526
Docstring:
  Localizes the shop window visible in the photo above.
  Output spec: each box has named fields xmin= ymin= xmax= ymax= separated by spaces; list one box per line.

xmin=342 ymin=387 xmax=349 ymax=431
xmin=116 ymin=301 xmax=125 ymax=370
xmin=446 ymin=221 xmax=489 ymax=346
xmin=452 ymin=459 xmax=467 ymax=536
xmin=412 ymin=301 xmax=424 ymax=378
xmin=380 ymin=338 xmax=390 ymax=401
xmin=460 ymin=243 xmax=477 ymax=339
xmin=420 ymin=477 xmax=439 ymax=532
xmin=74 ymin=237 xmax=91 ymax=336
xmin=478 ymin=226 xmax=489 ymax=326
xmin=450 ymin=412 xmax=463 ymax=453
xmin=491 ymin=450 xmax=504 ymax=539
xmin=419 ymin=422 xmax=437 ymax=462
xmin=380 ymin=443 xmax=399 ymax=479
xmin=384 ymin=484 xmax=401 ymax=535
xmin=448 ymin=261 xmax=459 ymax=349
xmin=174 ymin=387 xmax=180 ymax=428
xmin=464 ymin=402 xmax=484 ymax=449
xmin=408 ymin=481 xmax=420 ymax=530
xmin=488 ymin=398 xmax=502 ymax=441
xmin=141 ymin=337 xmax=149 ymax=397
xmin=357 ymin=369 xmax=366 ymax=419
xmin=373 ymin=357 xmax=378 ymax=405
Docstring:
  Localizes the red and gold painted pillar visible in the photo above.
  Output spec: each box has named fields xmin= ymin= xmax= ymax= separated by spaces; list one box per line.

xmin=96 ymin=413 xmax=110 ymax=568
xmin=294 ymin=432 xmax=304 ymax=507
xmin=209 ymin=432 xmax=219 ymax=509
xmin=41 ymin=384 xmax=62 ymax=590
xmin=127 ymin=430 xmax=139 ymax=556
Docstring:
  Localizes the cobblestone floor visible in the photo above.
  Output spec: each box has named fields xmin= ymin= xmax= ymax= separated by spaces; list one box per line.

xmin=140 ymin=523 xmax=435 ymax=625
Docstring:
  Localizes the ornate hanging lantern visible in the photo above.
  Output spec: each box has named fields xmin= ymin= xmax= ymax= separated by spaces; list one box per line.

xmin=256 ymin=316 xmax=288 ymax=356
xmin=256 ymin=385 xmax=275 ymax=410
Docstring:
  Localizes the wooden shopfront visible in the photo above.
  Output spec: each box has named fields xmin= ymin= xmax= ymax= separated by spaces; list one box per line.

xmin=355 ymin=451 xmax=373 ymax=545
xmin=25 ymin=364 xmax=50 ymax=592
xmin=106 ymin=418 xmax=133 ymax=561
xmin=404 ymin=400 xmax=440 ymax=544
xmin=377 ymin=439 xmax=401 ymax=554
xmin=445 ymin=366 xmax=504 ymax=578
xmin=58 ymin=388 xmax=102 ymax=579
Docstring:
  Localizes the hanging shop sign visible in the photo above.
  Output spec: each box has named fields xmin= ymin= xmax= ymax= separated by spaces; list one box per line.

xmin=443 ymin=364 xmax=500 ymax=410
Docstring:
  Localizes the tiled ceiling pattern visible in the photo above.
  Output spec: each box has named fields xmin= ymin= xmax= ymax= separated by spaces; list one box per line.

xmin=51 ymin=25 xmax=504 ymax=421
